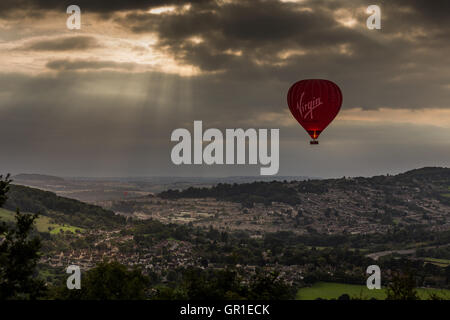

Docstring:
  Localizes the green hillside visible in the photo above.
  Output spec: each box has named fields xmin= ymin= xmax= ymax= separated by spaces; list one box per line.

xmin=296 ymin=282 xmax=450 ymax=300
xmin=3 ymin=184 xmax=126 ymax=230
xmin=0 ymin=208 xmax=83 ymax=234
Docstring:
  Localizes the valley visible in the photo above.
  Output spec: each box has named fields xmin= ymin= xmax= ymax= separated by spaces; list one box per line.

xmin=2 ymin=167 xmax=450 ymax=299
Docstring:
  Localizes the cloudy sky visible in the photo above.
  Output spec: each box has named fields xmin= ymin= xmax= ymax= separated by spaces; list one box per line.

xmin=0 ymin=0 xmax=449 ymax=178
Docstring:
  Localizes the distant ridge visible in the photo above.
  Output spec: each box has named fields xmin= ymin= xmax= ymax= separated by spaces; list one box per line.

xmin=158 ymin=166 xmax=450 ymax=207
xmin=13 ymin=173 xmax=65 ymax=182
xmin=399 ymin=167 xmax=450 ymax=179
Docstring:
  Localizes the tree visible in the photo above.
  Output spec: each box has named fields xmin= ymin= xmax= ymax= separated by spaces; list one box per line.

xmin=338 ymin=294 xmax=351 ymax=300
xmin=0 ymin=174 xmax=46 ymax=300
xmin=53 ymin=261 xmax=150 ymax=300
xmin=0 ymin=174 xmax=11 ymax=207
xmin=385 ymin=272 xmax=419 ymax=300
xmin=248 ymin=271 xmax=295 ymax=300
xmin=179 ymin=267 xmax=245 ymax=300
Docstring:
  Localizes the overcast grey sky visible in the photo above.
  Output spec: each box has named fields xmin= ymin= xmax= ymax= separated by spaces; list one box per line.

xmin=0 ymin=0 xmax=449 ymax=178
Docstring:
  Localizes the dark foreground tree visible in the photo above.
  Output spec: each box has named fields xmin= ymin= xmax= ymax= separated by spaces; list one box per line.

xmin=386 ymin=272 xmax=419 ymax=300
xmin=152 ymin=268 xmax=295 ymax=300
xmin=0 ymin=174 xmax=46 ymax=300
xmin=247 ymin=271 xmax=296 ymax=300
xmin=0 ymin=174 xmax=11 ymax=207
xmin=180 ymin=268 xmax=245 ymax=300
xmin=53 ymin=261 xmax=150 ymax=300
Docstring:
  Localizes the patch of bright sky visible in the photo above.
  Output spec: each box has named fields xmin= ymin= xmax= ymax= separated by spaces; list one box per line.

xmin=0 ymin=11 xmax=203 ymax=76
xmin=334 ymin=8 xmax=358 ymax=28
xmin=187 ymin=36 xmax=204 ymax=44
xmin=340 ymin=108 xmax=450 ymax=128
xmin=254 ymin=108 xmax=450 ymax=129
xmin=149 ymin=6 xmax=176 ymax=14
xmin=279 ymin=0 xmax=306 ymax=3
xmin=277 ymin=49 xmax=308 ymax=60
xmin=149 ymin=4 xmax=191 ymax=14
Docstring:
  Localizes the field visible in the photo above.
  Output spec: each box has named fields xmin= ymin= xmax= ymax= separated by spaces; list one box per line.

xmin=0 ymin=208 xmax=83 ymax=234
xmin=423 ymin=257 xmax=450 ymax=267
xmin=296 ymin=282 xmax=450 ymax=300
xmin=443 ymin=186 xmax=450 ymax=198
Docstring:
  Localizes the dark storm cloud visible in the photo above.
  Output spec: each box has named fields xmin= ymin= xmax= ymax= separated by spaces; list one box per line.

xmin=23 ymin=36 xmax=100 ymax=51
xmin=46 ymin=59 xmax=137 ymax=71
xmin=391 ymin=0 xmax=450 ymax=26
xmin=4 ymin=0 xmax=450 ymax=112
xmin=0 ymin=0 xmax=214 ymax=18
xmin=117 ymin=0 xmax=450 ymax=63
xmin=120 ymin=1 xmax=350 ymax=50
xmin=109 ymin=0 xmax=450 ymax=110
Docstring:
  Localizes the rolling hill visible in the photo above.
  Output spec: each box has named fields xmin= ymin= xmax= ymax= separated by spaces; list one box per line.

xmin=3 ymin=184 xmax=126 ymax=230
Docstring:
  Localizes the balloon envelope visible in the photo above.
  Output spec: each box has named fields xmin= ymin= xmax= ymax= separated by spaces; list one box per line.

xmin=287 ymin=79 xmax=342 ymax=141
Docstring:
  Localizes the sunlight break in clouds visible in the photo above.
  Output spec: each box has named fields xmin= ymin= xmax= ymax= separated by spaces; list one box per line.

xmin=334 ymin=8 xmax=359 ymax=28
xmin=149 ymin=6 xmax=176 ymax=15
xmin=339 ymin=108 xmax=450 ymax=128
xmin=254 ymin=108 xmax=450 ymax=129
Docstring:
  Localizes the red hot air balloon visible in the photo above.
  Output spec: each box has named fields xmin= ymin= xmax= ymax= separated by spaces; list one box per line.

xmin=287 ymin=79 xmax=342 ymax=144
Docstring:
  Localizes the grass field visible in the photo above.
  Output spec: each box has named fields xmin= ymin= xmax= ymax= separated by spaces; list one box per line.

xmin=443 ymin=187 xmax=450 ymax=197
xmin=296 ymin=282 xmax=450 ymax=300
xmin=0 ymin=208 xmax=83 ymax=234
xmin=423 ymin=257 xmax=450 ymax=267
